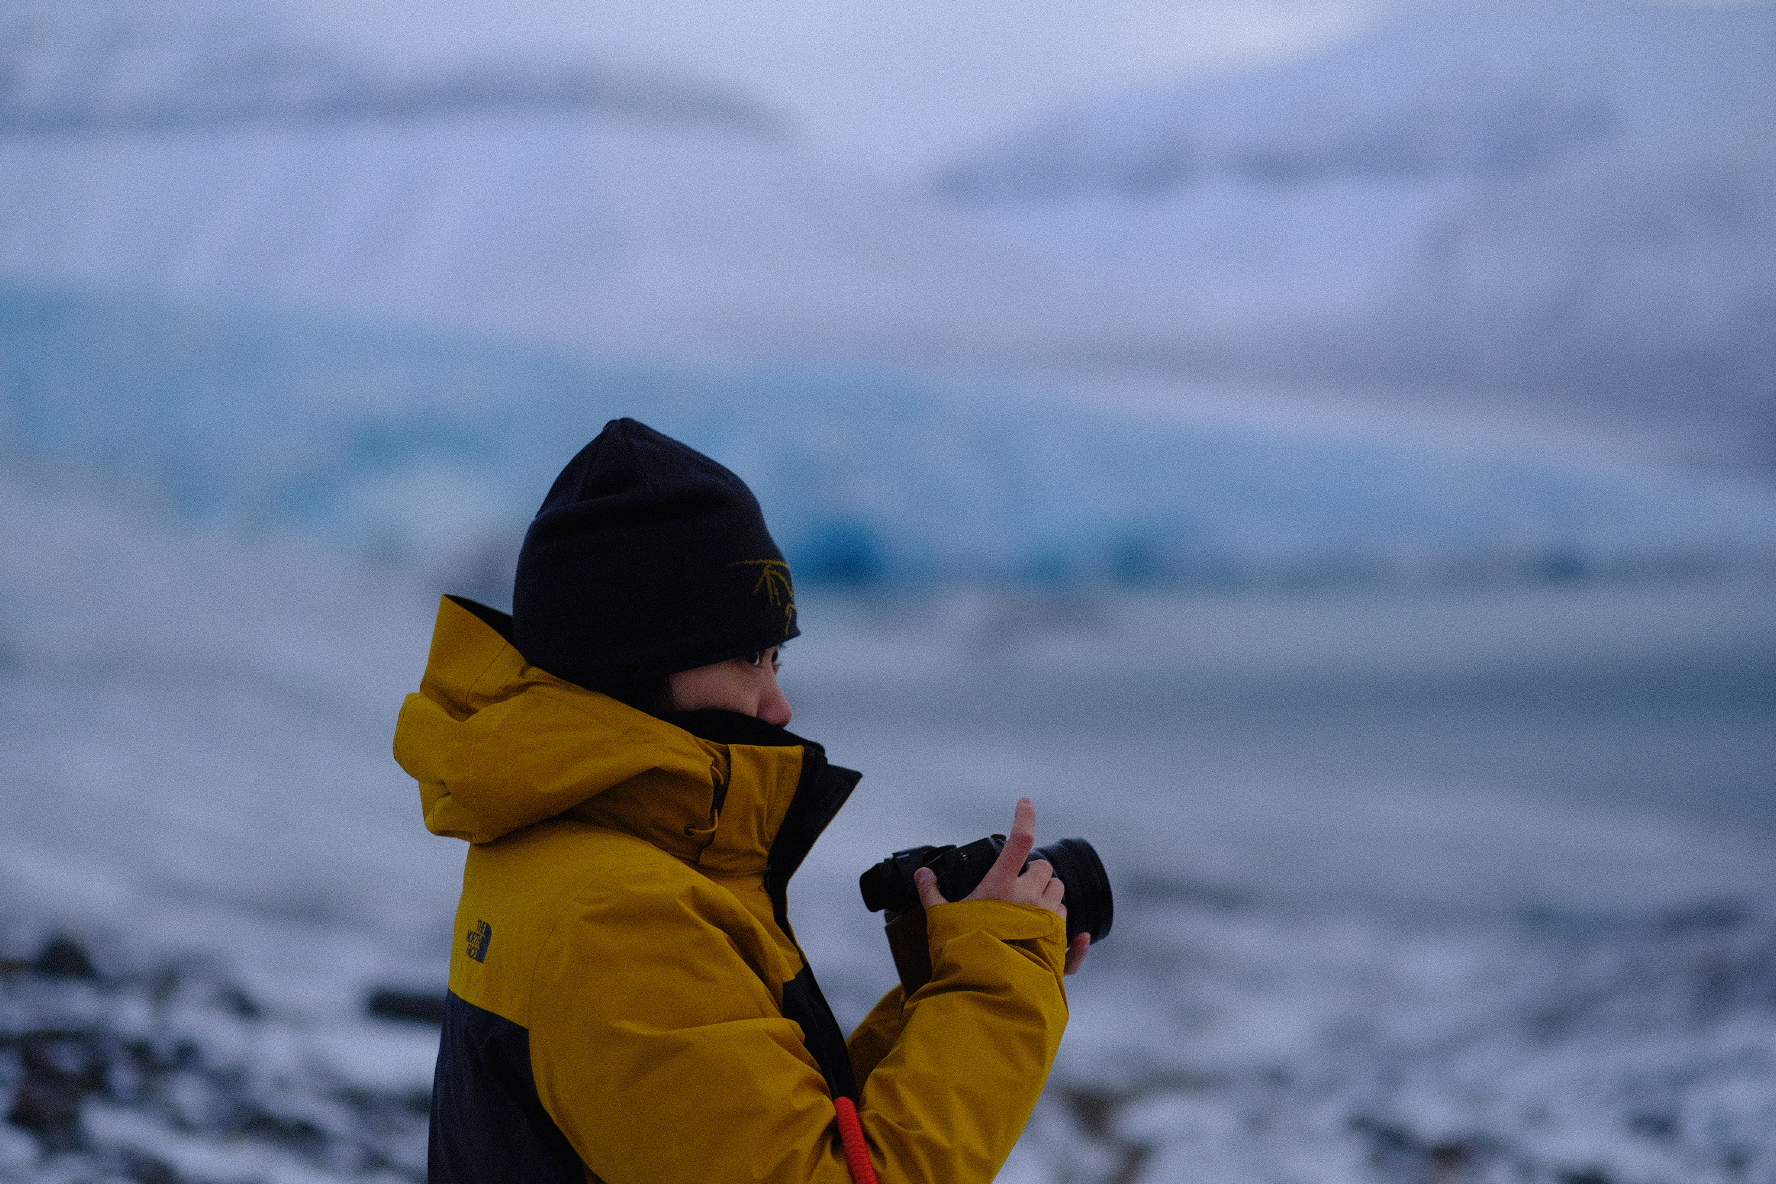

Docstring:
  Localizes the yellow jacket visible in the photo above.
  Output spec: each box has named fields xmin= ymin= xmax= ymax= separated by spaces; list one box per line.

xmin=394 ymin=596 xmax=1070 ymax=1183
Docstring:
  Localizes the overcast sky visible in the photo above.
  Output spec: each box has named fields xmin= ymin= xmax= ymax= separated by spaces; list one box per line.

xmin=286 ymin=0 xmax=1391 ymax=179
xmin=286 ymin=0 xmax=1763 ymax=179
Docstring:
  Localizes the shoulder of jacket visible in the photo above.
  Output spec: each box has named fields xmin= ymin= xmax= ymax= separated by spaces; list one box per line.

xmin=523 ymin=823 xmax=746 ymax=930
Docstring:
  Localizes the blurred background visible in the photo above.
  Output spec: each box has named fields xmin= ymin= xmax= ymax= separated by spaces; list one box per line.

xmin=1 ymin=1 xmax=1774 ymax=1181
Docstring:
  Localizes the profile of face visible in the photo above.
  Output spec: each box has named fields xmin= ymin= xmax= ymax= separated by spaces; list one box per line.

xmin=667 ymin=647 xmax=791 ymax=726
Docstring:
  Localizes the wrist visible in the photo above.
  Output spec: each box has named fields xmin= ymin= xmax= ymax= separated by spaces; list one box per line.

xmin=926 ymin=898 xmax=1066 ymax=945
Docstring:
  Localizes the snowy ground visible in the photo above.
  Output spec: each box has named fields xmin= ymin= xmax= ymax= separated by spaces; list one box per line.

xmin=3 ymin=460 xmax=1774 ymax=1183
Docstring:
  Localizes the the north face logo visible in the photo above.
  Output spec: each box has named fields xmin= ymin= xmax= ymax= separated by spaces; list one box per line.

xmin=466 ymin=920 xmax=492 ymax=963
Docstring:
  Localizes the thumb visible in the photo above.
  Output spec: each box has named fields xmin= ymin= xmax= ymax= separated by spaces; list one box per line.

xmin=914 ymin=866 xmax=947 ymax=910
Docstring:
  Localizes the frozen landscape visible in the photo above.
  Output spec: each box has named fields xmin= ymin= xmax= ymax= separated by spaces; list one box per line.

xmin=937 ymin=0 xmax=1776 ymax=449
xmin=2 ymin=0 xmax=1773 ymax=460
xmin=2 ymin=460 xmax=1774 ymax=1183
xmin=4 ymin=0 xmax=1776 ymax=1179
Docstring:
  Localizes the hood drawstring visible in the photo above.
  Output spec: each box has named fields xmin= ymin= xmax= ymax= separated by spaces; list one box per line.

xmin=834 ymin=1097 xmax=878 ymax=1184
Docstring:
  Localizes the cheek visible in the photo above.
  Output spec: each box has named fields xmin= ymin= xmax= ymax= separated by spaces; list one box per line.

xmin=671 ymin=665 xmax=737 ymax=711
xmin=688 ymin=662 xmax=772 ymax=713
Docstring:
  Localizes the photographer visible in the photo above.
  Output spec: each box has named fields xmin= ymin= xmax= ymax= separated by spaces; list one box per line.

xmin=395 ymin=418 xmax=1089 ymax=1184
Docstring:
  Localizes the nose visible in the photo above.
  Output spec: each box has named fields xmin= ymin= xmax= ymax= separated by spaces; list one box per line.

xmin=757 ymin=668 xmax=792 ymax=727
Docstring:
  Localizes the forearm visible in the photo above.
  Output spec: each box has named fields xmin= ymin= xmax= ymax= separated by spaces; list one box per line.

xmin=847 ymin=986 xmax=909 ymax=1085
xmin=531 ymin=892 xmax=1065 ymax=1184
xmin=855 ymin=900 xmax=1070 ymax=1183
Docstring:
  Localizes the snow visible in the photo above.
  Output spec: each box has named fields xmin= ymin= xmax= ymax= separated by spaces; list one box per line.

xmin=0 ymin=3 xmax=1086 ymax=368
xmin=3 ymin=459 xmax=1774 ymax=1182
xmin=12 ymin=0 xmax=1769 ymax=456
xmin=0 ymin=0 xmax=776 ymax=138
xmin=3 ymin=2 xmax=1776 ymax=1176
xmin=938 ymin=0 xmax=1776 ymax=415
xmin=0 ymin=463 xmax=452 ymax=947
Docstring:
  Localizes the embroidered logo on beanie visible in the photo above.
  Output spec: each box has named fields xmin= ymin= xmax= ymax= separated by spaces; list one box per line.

xmin=732 ymin=558 xmax=796 ymax=632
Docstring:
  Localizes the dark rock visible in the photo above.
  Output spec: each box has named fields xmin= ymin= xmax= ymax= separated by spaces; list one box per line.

xmin=117 ymin=1149 xmax=183 ymax=1184
xmin=367 ymin=988 xmax=447 ymax=1025
xmin=7 ymin=1034 xmax=99 ymax=1153
xmin=216 ymin=984 xmax=262 ymax=1020
xmin=34 ymin=936 xmax=97 ymax=979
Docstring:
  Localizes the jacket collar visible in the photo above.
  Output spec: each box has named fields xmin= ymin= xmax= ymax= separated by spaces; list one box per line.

xmin=396 ymin=596 xmax=858 ymax=890
xmin=663 ymin=710 xmax=862 ymax=910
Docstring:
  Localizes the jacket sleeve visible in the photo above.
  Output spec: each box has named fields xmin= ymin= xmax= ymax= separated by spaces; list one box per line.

xmin=846 ymin=986 xmax=908 ymax=1085
xmin=857 ymin=900 xmax=1069 ymax=1181
xmin=526 ymin=879 xmax=1068 ymax=1184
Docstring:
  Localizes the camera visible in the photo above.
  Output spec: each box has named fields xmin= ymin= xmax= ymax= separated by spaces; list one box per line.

xmin=859 ymin=834 xmax=1113 ymax=944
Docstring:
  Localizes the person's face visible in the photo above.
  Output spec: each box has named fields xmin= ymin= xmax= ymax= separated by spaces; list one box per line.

xmin=667 ymin=647 xmax=791 ymax=726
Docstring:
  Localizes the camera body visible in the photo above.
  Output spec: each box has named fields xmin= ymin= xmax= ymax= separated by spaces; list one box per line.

xmin=859 ymin=834 xmax=1113 ymax=944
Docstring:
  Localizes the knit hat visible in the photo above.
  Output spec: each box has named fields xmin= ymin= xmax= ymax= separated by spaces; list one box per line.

xmin=511 ymin=419 xmax=798 ymax=691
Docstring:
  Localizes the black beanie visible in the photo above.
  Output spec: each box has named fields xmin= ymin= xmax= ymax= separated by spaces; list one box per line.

xmin=511 ymin=419 xmax=799 ymax=691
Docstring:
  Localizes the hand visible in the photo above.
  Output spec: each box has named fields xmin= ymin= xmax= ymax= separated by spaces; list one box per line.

xmin=914 ymin=797 xmax=1092 ymax=976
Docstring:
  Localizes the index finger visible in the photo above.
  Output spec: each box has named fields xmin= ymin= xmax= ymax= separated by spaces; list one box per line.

xmin=977 ymin=797 xmax=1037 ymax=895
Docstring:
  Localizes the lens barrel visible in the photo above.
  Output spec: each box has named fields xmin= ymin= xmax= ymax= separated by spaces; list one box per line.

xmin=1032 ymin=838 xmax=1113 ymax=943
xmin=858 ymin=835 xmax=1113 ymax=944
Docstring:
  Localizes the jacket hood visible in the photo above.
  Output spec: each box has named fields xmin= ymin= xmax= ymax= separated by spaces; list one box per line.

xmin=394 ymin=597 xmax=858 ymax=885
xmin=395 ymin=595 xmax=731 ymax=847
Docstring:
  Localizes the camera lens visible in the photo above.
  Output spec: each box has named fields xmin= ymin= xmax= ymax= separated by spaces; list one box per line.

xmin=1032 ymin=838 xmax=1113 ymax=943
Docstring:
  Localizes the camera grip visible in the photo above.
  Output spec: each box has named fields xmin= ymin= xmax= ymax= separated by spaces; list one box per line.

xmin=883 ymin=908 xmax=933 ymax=995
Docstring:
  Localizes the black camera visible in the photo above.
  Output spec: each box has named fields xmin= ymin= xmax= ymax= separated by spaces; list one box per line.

xmin=859 ymin=835 xmax=1113 ymax=944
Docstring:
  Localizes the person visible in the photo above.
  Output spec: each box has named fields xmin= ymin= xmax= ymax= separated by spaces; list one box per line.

xmin=394 ymin=418 xmax=1088 ymax=1184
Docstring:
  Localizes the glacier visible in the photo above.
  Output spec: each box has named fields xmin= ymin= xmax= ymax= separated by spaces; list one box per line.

xmin=6 ymin=283 xmax=1776 ymax=592
xmin=936 ymin=0 xmax=1776 ymax=438
xmin=4 ymin=0 xmax=1774 ymax=592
